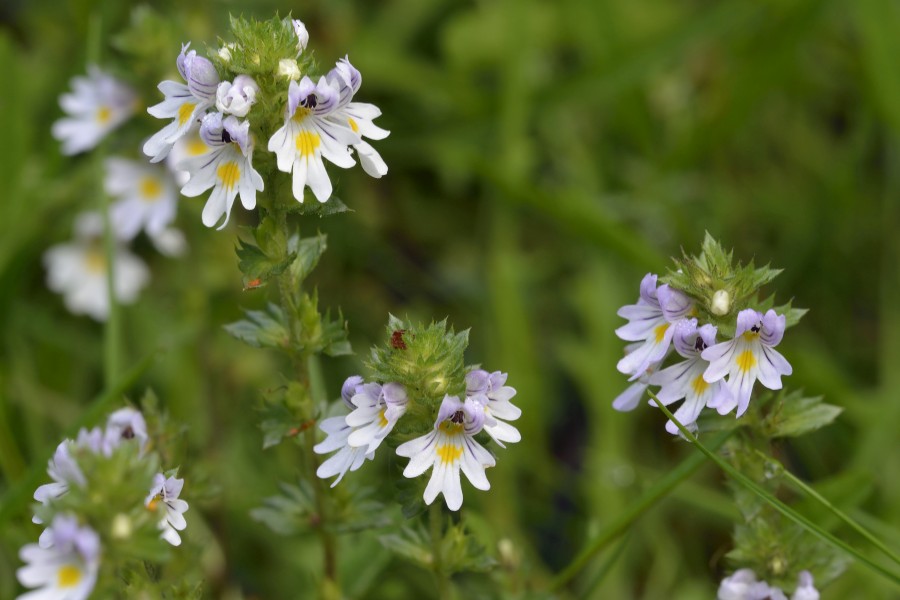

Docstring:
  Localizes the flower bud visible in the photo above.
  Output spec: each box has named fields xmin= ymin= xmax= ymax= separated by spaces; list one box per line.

xmin=111 ymin=513 xmax=132 ymax=539
xmin=218 ymin=43 xmax=235 ymax=62
xmin=278 ymin=58 xmax=301 ymax=81
xmin=216 ymin=75 xmax=259 ymax=117
xmin=710 ymin=289 xmax=730 ymax=316
xmin=177 ymin=44 xmax=220 ymax=101
xmin=293 ymin=19 xmax=309 ymax=53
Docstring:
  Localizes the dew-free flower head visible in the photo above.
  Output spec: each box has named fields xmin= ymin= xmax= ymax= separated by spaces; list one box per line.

xmin=465 ymin=370 xmax=522 ymax=447
xmin=146 ymin=473 xmax=189 ymax=546
xmin=180 ymin=112 xmax=263 ymax=229
xmin=268 ymin=76 xmax=358 ymax=203
xmin=396 ymin=395 xmax=495 ymax=511
xmin=292 ymin=19 xmax=309 ymax=53
xmin=52 ymin=66 xmax=137 ymax=155
xmin=105 ymin=158 xmax=178 ymax=241
xmin=215 ymin=75 xmax=259 ymax=117
xmin=144 ymin=43 xmax=220 ymax=163
xmin=702 ymin=308 xmax=792 ymax=417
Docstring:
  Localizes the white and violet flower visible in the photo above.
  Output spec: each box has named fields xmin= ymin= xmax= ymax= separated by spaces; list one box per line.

xmin=717 ymin=568 xmax=786 ymax=600
xmin=52 ymin=66 xmax=137 ymax=155
xmin=105 ymin=158 xmax=178 ymax=241
xmin=143 ymin=44 xmax=219 ymax=162
xmin=145 ymin=474 xmax=189 ymax=546
xmin=616 ymin=273 xmax=692 ymax=379
xmin=396 ymin=396 xmax=495 ymax=511
xmin=18 ymin=515 xmax=100 ymax=600
xmin=215 ymin=75 xmax=259 ymax=117
xmin=292 ymin=19 xmax=309 ymax=54
xmin=104 ymin=407 xmax=149 ymax=455
xmin=32 ymin=442 xmax=85 ymax=525
xmin=649 ymin=319 xmax=731 ymax=435
xmin=314 ymin=377 xmax=408 ymax=487
xmin=702 ymin=309 xmax=792 ymax=417
xmin=267 ymin=76 xmax=359 ymax=203
xmin=612 ymin=343 xmax=670 ymax=413
xmin=325 ymin=57 xmax=390 ymax=178
xmin=465 ymin=370 xmax=521 ymax=447
xmin=179 ymin=112 xmax=263 ymax=229
xmin=166 ymin=124 xmax=210 ymax=186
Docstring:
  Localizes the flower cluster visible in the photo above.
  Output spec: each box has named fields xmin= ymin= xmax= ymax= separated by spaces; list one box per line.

xmin=315 ymin=369 xmax=521 ymax=511
xmin=144 ymin=19 xmax=388 ymax=230
xmin=718 ymin=568 xmax=819 ymax=600
xmin=613 ymin=273 xmax=792 ymax=434
xmin=19 ymin=407 xmax=189 ymax=599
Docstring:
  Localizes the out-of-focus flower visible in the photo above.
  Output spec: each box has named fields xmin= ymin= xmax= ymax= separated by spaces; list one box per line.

xmin=146 ymin=474 xmax=189 ymax=546
xmin=33 ymin=442 xmax=85 ymax=525
xmin=52 ymin=66 xmax=137 ymax=155
xmin=105 ymin=158 xmax=178 ymax=241
xmin=104 ymin=407 xmax=149 ymax=454
xmin=17 ymin=515 xmax=100 ymax=600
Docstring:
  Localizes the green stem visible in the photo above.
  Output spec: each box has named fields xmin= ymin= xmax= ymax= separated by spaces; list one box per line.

xmin=649 ymin=391 xmax=900 ymax=587
xmin=270 ymin=204 xmax=339 ymax=587
xmin=757 ymin=450 xmax=900 ymax=569
xmin=548 ymin=429 xmax=732 ymax=590
xmin=430 ymin=503 xmax=451 ymax=600
xmin=86 ymin=12 xmax=120 ymax=388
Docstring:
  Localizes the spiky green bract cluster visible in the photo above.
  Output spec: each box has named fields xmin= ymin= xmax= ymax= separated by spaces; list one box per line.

xmin=367 ymin=315 xmax=470 ymax=431
xmin=661 ymin=233 xmax=807 ymax=337
xmin=722 ymin=436 xmax=847 ymax=591
xmin=208 ymin=15 xmax=315 ymax=183
xmin=380 ymin=522 xmax=496 ymax=576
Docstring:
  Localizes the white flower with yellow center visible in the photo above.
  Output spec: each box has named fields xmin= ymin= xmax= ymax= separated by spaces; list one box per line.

xmin=267 ymin=76 xmax=359 ymax=203
xmin=143 ymin=44 xmax=219 ymax=163
xmin=314 ymin=377 xmax=408 ymax=487
xmin=396 ymin=396 xmax=495 ymax=511
xmin=43 ymin=213 xmax=150 ymax=321
xmin=51 ymin=65 xmax=137 ymax=156
xmin=17 ymin=515 xmax=100 ymax=600
xmin=616 ymin=273 xmax=693 ymax=379
xmin=702 ymin=309 xmax=792 ymax=417
xmin=145 ymin=474 xmax=189 ymax=546
xmin=105 ymin=158 xmax=177 ymax=241
xmin=179 ymin=112 xmax=263 ymax=229
xmin=325 ymin=57 xmax=390 ymax=178
xmin=649 ymin=319 xmax=731 ymax=435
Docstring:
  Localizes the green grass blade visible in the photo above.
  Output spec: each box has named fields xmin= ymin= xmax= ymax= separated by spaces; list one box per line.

xmin=649 ymin=391 xmax=900 ymax=588
xmin=548 ymin=429 xmax=733 ymax=591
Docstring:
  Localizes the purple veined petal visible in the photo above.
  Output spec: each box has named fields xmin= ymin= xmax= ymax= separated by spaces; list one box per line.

xmin=465 ymin=370 xmax=490 ymax=395
xmin=671 ymin=318 xmax=700 ymax=357
xmin=735 ymin=308 xmax=763 ymax=337
xmin=638 ymin=273 xmax=660 ymax=306
xmin=288 ymin=77 xmax=317 ymax=117
xmin=222 ymin=116 xmax=251 ymax=153
xmin=760 ymin=309 xmax=786 ymax=346
xmin=352 ymin=383 xmax=383 ymax=409
xmin=199 ymin=112 xmax=226 ymax=146
xmin=701 ymin=340 xmax=736 ymax=382
xmin=616 ymin=337 xmax=660 ymax=378
xmin=463 ymin=397 xmax=486 ymax=433
xmin=730 ymin=367 xmax=757 ymax=417
xmin=615 ymin=304 xmax=666 ymax=342
xmin=756 ymin=345 xmax=792 ymax=389
xmin=487 ymin=371 xmax=508 ymax=389
xmin=658 ymin=285 xmax=693 ymax=322
xmin=649 ymin=358 xmax=697 ymax=403
xmin=382 ymin=383 xmax=408 ymax=407
xmin=341 ymin=376 xmax=364 ymax=409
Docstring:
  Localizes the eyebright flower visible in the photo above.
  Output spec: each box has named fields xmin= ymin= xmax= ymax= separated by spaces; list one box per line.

xmin=166 ymin=125 xmax=211 ymax=186
xmin=616 ymin=273 xmax=692 ymax=379
xmin=17 ymin=515 xmax=100 ymax=600
xmin=702 ymin=309 xmax=792 ymax=417
xmin=51 ymin=66 xmax=137 ymax=155
xmin=791 ymin=571 xmax=820 ymax=600
xmin=43 ymin=213 xmax=150 ymax=321
xmin=105 ymin=158 xmax=178 ymax=241
xmin=611 ymin=345 xmax=670 ymax=412
xmin=325 ymin=57 xmax=390 ymax=178
xmin=314 ymin=378 xmax=408 ymax=486
xmin=649 ymin=319 xmax=731 ymax=435
xmin=465 ymin=370 xmax=521 ymax=447
xmin=267 ymin=76 xmax=358 ymax=203
xmin=145 ymin=474 xmax=189 ymax=546
xmin=215 ymin=75 xmax=259 ymax=117
xmin=179 ymin=112 xmax=264 ymax=229
xmin=103 ymin=407 xmax=149 ymax=454
xmin=32 ymin=442 xmax=85 ymax=525
xmin=144 ymin=44 xmax=219 ymax=163
xmin=345 ymin=382 xmax=409 ymax=453
xmin=396 ymin=396 xmax=495 ymax=511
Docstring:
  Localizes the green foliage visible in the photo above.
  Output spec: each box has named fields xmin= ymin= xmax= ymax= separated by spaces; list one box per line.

xmin=761 ymin=390 xmax=843 ymax=439
xmin=661 ymin=233 xmax=803 ymax=336
xmin=224 ymin=304 xmax=290 ymax=349
xmin=380 ymin=520 xmax=495 ymax=575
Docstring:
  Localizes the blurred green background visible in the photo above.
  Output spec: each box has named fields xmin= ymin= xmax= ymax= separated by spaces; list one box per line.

xmin=2 ymin=0 xmax=900 ymax=597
